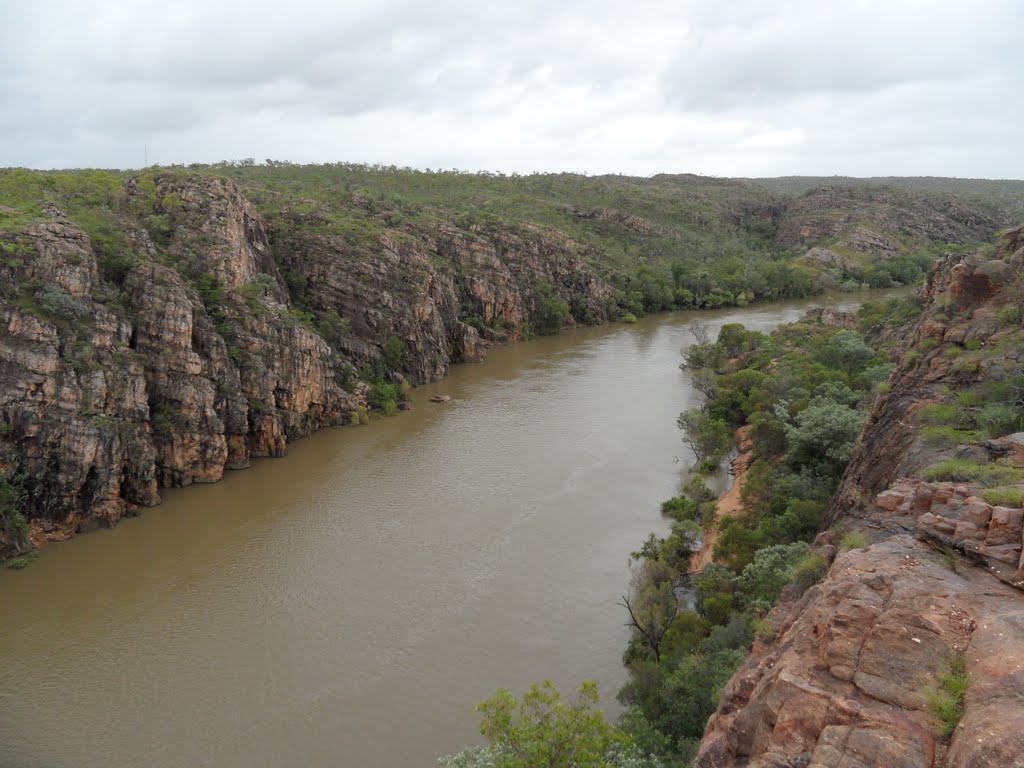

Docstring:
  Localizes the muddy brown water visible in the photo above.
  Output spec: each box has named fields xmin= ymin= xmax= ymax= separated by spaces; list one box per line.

xmin=0 ymin=291 xmax=906 ymax=768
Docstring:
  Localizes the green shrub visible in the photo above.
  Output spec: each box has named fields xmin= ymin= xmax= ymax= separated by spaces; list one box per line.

xmin=535 ymin=295 xmax=571 ymax=336
xmin=955 ymin=390 xmax=981 ymax=408
xmin=733 ymin=542 xmax=810 ymax=612
xmin=1 ymin=510 xmax=30 ymax=555
xmin=976 ymin=404 xmax=1023 ymax=438
xmin=784 ymin=398 xmax=865 ymax=467
xmin=621 ymin=312 xmax=638 ymax=324
xmin=5 ymin=551 xmax=37 ymax=569
xmin=862 ymin=364 xmax=894 ymax=390
xmin=317 ymin=311 xmax=352 ymax=348
xmin=922 ymin=459 xmax=1023 ymax=487
xmin=789 ymin=553 xmax=828 ymax=595
xmin=952 ymin=357 xmax=979 ymax=374
xmin=367 ymin=382 xmax=400 ymax=413
xmin=983 ymin=486 xmax=1024 ymax=507
xmin=963 ymin=338 xmax=984 ymax=351
xmin=996 ymin=305 xmax=1022 ymax=326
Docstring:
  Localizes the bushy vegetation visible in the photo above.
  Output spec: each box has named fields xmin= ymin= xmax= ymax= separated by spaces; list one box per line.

xmin=440 ymin=681 xmax=661 ymax=768
xmin=615 ymin=316 xmax=885 ymax=765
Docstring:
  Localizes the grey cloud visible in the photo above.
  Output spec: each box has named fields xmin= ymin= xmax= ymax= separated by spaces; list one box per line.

xmin=1 ymin=0 xmax=1022 ymax=176
xmin=660 ymin=0 xmax=1022 ymax=111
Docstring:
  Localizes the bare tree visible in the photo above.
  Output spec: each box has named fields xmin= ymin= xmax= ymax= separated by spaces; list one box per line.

xmin=620 ymin=559 xmax=679 ymax=663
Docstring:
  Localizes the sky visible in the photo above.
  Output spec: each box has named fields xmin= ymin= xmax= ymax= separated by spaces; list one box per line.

xmin=2 ymin=0 xmax=1022 ymax=177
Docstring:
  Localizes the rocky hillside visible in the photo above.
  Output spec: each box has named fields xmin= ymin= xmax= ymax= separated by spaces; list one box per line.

xmin=0 ymin=166 xmax=1015 ymax=557
xmin=695 ymin=227 xmax=1024 ymax=767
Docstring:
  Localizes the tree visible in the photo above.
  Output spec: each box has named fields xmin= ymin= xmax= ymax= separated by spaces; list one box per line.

xmin=822 ymin=330 xmax=874 ymax=378
xmin=476 ymin=680 xmax=622 ymax=768
xmin=677 ymin=408 xmax=733 ymax=467
xmin=733 ymin=541 xmax=810 ymax=612
xmin=689 ymin=368 xmax=719 ymax=400
xmin=680 ymin=323 xmax=726 ymax=373
xmin=784 ymin=398 xmax=865 ymax=467
xmin=621 ymin=558 xmax=679 ymax=663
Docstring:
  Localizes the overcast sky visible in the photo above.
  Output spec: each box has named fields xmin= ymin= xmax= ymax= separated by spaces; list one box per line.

xmin=2 ymin=0 xmax=1022 ymax=177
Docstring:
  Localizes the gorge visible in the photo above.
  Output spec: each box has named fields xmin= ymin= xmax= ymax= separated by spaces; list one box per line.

xmin=0 ymin=294 xmax=892 ymax=767
xmin=2 ymin=165 xmax=1023 ymax=767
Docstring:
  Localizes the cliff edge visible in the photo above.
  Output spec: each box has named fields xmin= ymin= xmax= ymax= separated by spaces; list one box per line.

xmin=696 ymin=227 xmax=1024 ymax=767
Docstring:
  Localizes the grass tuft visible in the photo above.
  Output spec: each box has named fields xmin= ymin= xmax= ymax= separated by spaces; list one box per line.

xmin=926 ymin=656 xmax=969 ymax=739
xmin=922 ymin=459 xmax=1023 ymax=487
xmin=983 ymin=486 xmax=1024 ymax=507
xmin=839 ymin=531 xmax=871 ymax=551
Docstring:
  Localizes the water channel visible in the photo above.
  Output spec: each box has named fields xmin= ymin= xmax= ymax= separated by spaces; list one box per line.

xmin=0 ymin=290 xmax=905 ymax=767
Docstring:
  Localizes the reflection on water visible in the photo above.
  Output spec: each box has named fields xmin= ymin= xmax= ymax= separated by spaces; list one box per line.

xmin=0 ymin=290 xmax=905 ymax=768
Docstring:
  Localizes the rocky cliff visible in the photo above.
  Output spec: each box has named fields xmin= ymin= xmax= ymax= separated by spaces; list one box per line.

xmin=695 ymin=227 xmax=1024 ymax=767
xmin=0 ymin=172 xmax=616 ymax=551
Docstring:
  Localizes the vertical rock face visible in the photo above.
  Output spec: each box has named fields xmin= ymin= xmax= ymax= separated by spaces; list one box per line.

xmin=272 ymin=217 xmax=615 ymax=383
xmin=0 ymin=173 xmax=618 ymax=547
xmin=695 ymin=242 xmax=1024 ymax=767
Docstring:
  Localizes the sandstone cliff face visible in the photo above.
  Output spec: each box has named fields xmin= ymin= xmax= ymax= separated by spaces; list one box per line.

xmin=271 ymin=215 xmax=614 ymax=383
xmin=0 ymin=173 xmax=617 ymax=550
xmin=696 ymin=231 xmax=1024 ymax=767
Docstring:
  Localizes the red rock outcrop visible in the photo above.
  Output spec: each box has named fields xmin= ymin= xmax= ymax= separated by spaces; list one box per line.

xmin=695 ymin=241 xmax=1024 ymax=767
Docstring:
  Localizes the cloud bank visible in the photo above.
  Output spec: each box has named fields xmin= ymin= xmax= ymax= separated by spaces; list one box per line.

xmin=2 ymin=0 xmax=1021 ymax=176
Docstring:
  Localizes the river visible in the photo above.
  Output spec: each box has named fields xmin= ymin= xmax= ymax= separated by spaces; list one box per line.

xmin=0 ymin=290 xmax=905 ymax=768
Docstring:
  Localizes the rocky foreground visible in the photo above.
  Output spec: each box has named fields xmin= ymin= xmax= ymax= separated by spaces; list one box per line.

xmin=695 ymin=228 xmax=1024 ymax=767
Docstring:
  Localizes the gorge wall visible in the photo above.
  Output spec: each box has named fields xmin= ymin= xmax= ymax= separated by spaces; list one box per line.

xmin=695 ymin=227 xmax=1024 ymax=767
xmin=0 ymin=173 xmax=615 ymax=548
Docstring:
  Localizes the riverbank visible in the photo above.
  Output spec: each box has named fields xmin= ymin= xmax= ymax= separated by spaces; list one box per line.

xmin=689 ymin=428 xmax=753 ymax=574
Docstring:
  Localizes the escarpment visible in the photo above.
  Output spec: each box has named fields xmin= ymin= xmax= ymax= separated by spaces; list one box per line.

xmin=695 ymin=227 xmax=1024 ymax=767
xmin=0 ymin=173 xmax=617 ymax=550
